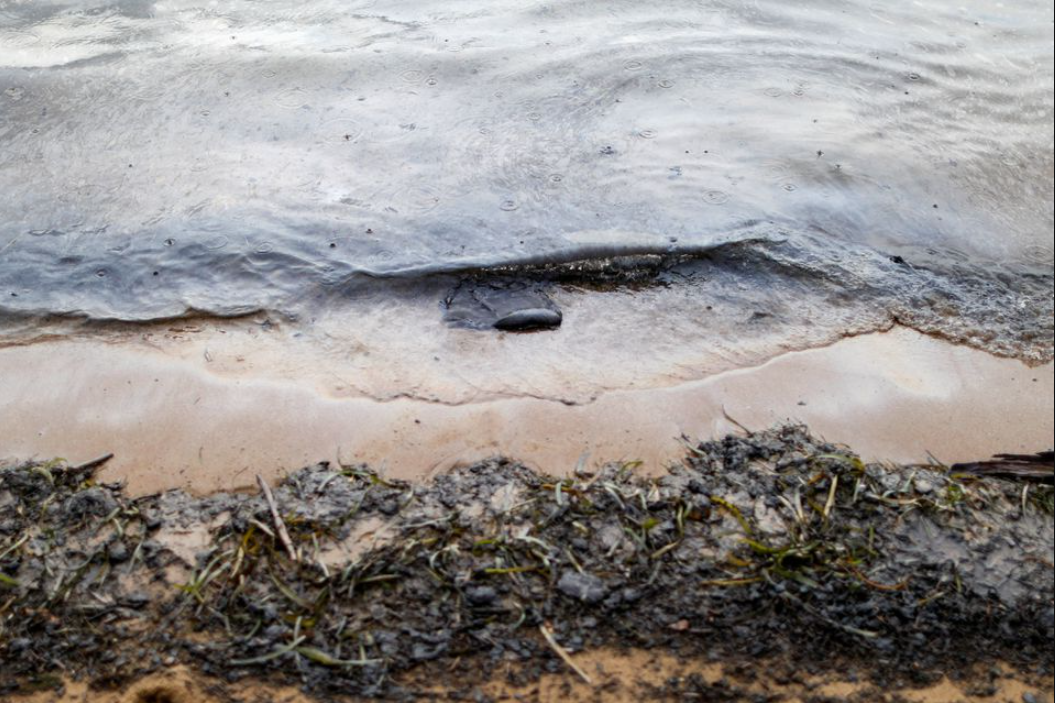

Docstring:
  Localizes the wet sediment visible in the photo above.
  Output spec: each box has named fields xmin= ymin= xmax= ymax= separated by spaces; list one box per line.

xmin=2 ymin=326 xmax=1050 ymax=498
xmin=3 ymin=236 xmax=1053 ymax=366
xmin=2 ymin=427 xmax=1052 ymax=701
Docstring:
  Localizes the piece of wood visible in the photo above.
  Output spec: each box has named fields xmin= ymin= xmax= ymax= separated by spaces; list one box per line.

xmin=70 ymin=453 xmax=115 ymax=474
xmin=257 ymin=475 xmax=298 ymax=563
xmin=539 ymin=625 xmax=592 ymax=685
xmin=953 ymin=452 xmax=1054 ymax=485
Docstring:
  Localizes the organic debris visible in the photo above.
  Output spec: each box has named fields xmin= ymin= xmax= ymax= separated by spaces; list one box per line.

xmin=1 ymin=427 xmax=1052 ymax=700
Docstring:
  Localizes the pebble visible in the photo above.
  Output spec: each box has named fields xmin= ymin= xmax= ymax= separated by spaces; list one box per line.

xmin=558 ymin=570 xmax=609 ymax=604
xmin=108 ymin=540 xmax=130 ymax=563
xmin=465 ymin=585 xmax=499 ymax=607
xmin=915 ymin=479 xmax=935 ymax=495
xmin=63 ymin=488 xmax=118 ymax=520
xmin=494 ymin=308 xmax=562 ymax=332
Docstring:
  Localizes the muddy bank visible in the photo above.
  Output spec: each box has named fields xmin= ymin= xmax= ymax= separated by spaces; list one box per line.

xmin=1 ymin=327 xmax=1052 ymax=497
xmin=2 ymin=427 xmax=1052 ymax=701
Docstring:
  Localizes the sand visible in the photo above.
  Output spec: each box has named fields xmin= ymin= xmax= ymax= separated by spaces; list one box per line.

xmin=13 ymin=656 xmax=1053 ymax=703
xmin=1 ymin=326 xmax=1051 ymax=496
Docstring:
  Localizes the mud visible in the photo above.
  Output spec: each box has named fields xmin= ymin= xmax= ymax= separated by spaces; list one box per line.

xmin=2 ymin=427 xmax=1052 ymax=701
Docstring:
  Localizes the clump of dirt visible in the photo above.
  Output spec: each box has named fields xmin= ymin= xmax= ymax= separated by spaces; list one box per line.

xmin=1 ymin=426 xmax=1052 ymax=701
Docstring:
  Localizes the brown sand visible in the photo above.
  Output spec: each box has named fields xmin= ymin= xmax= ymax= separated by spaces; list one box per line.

xmin=11 ymin=655 xmax=1053 ymax=703
xmin=1 ymin=327 xmax=1051 ymax=497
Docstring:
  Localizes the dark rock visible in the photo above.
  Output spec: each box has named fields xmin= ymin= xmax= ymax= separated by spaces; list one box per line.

xmin=8 ymin=639 xmax=31 ymax=653
xmin=465 ymin=586 xmax=499 ymax=607
xmin=63 ymin=488 xmax=118 ymax=520
xmin=411 ymin=642 xmax=447 ymax=662
xmin=557 ymin=571 xmax=608 ymax=604
xmin=108 ymin=541 xmax=130 ymax=563
xmin=122 ymin=592 xmax=151 ymax=610
xmin=494 ymin=308 xmax=562 ymax=332
xmin=141 ymin=510 xmax=163 ymax=531
xmin=444 ymin=280 xmax=562 ymax=332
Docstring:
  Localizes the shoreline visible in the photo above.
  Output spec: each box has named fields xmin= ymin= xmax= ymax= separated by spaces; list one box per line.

xmin=1 ymin=326 xmax=1051 ymax=497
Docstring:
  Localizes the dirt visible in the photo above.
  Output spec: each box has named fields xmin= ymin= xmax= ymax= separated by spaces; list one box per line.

xmin=2 ymin=427 xmax=1053 ymax=702
xmin=13 ymin=656 xmax=1054 ymax=703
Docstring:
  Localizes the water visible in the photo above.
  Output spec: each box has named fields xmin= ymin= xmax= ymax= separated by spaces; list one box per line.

xmin=1 ymin=0 xmax=1053 ymax=368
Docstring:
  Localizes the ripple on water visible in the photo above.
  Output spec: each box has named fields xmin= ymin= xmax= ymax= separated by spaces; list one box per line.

xmin=0 ymin=0 xmax=1050 ymax=367
xmin=320 ymin=118 xmax=365 ymax=143
xmin=274 ymin=87 xmax=310 ymax=110
xmin=704 ymin=190 xmax=731 ymax=205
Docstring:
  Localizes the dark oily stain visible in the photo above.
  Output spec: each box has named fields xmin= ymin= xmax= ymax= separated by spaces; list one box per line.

xmin=444 ymin=279 xmax=562 ymax=332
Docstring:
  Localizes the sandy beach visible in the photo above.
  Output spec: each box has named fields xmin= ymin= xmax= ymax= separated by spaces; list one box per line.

xmin=2 ymin=325 xmax=1051 ymax=497
xmin=3 ymin=0 xmax=1053 ymax=699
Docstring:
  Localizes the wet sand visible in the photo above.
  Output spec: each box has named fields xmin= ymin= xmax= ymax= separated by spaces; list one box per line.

xmin=15 ymin=657 xmax=1054 ymax=703
xmin=0 ymin=326 xmax=1051 ymax=496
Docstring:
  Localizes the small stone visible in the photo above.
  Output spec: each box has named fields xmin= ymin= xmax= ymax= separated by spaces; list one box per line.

xmin=465 ymin=586 xmax=498 ymax=607
xmin=411 ymin=642 xmax=445 ymax=661
xmin=141 ymin=510 xmax=163 ymax=530
xmin=597 ymin=525 xmax=624 ymax=552
xmin=1023 ymin=693 xmax=1038 ymax=703
xmin=915 ymin=479 xmax=935 ymax=495
xmin=494 ymin=308 xmax=562 ymax=332
xmin=63 ymin=488 xmax=118 ymax=520
xmin=557 ymin=571 xmax=608 ymax=604
xmin=8 ymin=638 xmax=32 ymax=652
xmin=123 ymin=592 xmax=151 ymax=609
xmin=108 ymin=541 xmax=130 ymax=563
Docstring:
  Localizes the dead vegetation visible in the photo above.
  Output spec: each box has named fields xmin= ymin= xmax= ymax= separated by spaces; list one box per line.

xmin=1 ymin=427 xmax=1052 ymax=701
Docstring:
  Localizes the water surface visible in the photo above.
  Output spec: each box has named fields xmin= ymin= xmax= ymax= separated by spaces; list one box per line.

xmin=1 ymin=0 xmax=1052 ymax=365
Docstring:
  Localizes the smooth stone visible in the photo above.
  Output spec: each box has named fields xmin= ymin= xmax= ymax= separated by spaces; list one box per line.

xmin=494 ymin=308 xmax=563 ymax=332
xmin=557 ymin=570 xmax=608 ymax=604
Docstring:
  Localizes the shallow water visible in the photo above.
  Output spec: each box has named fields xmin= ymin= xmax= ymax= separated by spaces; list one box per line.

xmin=1 ymin=0 xmax=1053 ymax=366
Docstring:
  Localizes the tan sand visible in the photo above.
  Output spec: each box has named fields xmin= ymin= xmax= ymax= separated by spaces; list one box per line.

xmin=0 ymin=326 xmax=1051 ymax=497
xmin=11 ymin=655 xmax=1053 ymax=703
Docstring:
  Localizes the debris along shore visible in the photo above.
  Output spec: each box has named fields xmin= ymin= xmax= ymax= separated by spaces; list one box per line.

xmin=1 ymin=427 xmax=1052 ymax=701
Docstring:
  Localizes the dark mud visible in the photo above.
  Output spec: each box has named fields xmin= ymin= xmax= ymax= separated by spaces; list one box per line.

xmin=1 ymin=427 xmax=1053 ymax=701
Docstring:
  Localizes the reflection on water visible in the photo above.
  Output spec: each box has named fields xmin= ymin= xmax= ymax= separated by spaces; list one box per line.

xmin=1 ymin=0 xmax=1052 ymax=367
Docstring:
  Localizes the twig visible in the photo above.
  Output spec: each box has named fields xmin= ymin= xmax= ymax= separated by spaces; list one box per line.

xmin=721 ymin=406 xmax=751 ymax=435
xmin=847 ymin=566 xmax=909 ymax=592
xmin=824 ymin=476 xmax=839 ymax=520
xmin=71 ymin=453 xmax=115 ymax=473
xmin=539 ymin=625 xmax=592 ymax=685
xmin=0 ymin=534 xmax=30 ymax=562
xmin=257 ymin=475 xmax=298 ymax=563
